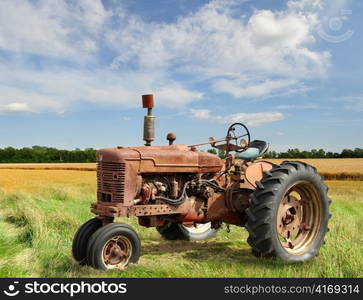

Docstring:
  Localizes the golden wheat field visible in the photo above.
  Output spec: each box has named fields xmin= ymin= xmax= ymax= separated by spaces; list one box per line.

xmin=0 ymin=169 xmax=95 ymax=193
xmin=267 ymin=158 xmax=363 ymax=174
xmin=1 ymin=158 xmax=363 ymax=172
xmin=0 ymin=163 xmax=95 ymax=171
xmin=268 ymin=158 xmax=363 ymax=180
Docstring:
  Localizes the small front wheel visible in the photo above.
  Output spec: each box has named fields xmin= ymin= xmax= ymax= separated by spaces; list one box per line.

xmin=86 ymin=223 xmax=141 ymax=270
xmin=72 ymin=218 xmax=102 ymax=264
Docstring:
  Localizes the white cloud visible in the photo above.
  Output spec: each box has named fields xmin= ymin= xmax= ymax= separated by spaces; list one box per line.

xmin=213 ymin=78 xmax=298 ymax=98
xmin=332 ymin=96 xmax=363 ymax=112
xmin=0 ymin=63 xmax=202 ymax=113
xmin=190 ymin=109 xmax=284 ymax=127
xmin=287 ymin=0 xmax=324 ymax=11
xmin=248 ymin=9 xmax=314 ymax=48
xmin=190 ymin=109 xmax=211 ymax=119
xmin=276 ymin=104 xmax=322 ymax=110
xmin=156 ymin=84 xmax=203 ymax=107
xmin=0 ymin=0 xmax=333 ymax=113
xmin=0 ymin=0 xmax=108 ymax=60
xmin=108 ymin=0 xmax=330 ymax=77
xmin=0 ymin=102 xmax=35 ymax=113
xmin=107 ymin=0 xmax=331 ymax=99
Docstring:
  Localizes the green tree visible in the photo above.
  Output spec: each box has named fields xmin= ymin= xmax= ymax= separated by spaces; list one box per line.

xmin=218 ymin=149 xmax=226 ymax=159
xmin=207 ymin=149 xmax=217 ymax=155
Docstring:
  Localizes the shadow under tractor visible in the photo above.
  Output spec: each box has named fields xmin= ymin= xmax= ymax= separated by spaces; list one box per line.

xmin=72 ymin=94 xmax=331 ymax=270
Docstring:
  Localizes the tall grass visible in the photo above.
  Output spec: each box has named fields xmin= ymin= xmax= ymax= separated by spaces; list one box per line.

xmin=0 ymin=180 xmax=362 ymax=278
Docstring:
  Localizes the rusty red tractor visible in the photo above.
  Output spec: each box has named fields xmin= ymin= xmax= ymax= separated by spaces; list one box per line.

xmin=72 ymin=94 xmax=331 ymax=270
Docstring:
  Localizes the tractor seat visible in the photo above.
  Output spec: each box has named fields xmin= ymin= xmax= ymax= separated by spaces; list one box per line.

xmin=235 ymin=140 xmax=269 ymax=161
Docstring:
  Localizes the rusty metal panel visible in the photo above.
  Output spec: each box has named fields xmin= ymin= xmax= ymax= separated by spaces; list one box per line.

xmin=129 ymin=202 xmax=190 ymax=216
xmin=131 ymin=145 xmax=223 ymax=173
xmin=96 ymin=148 xmax=141 ymax=206
xmin=206 ymin=192 xmax=244 ymax=226
xmin=197 ymin=151 xmax=223 ymax=173
xmin=244 ymin=160 xmax=274 ymax=188
xmin=132 ymin=145 xmax=199 ymax=173
xmin=97 ymin=145 xmax=223 ymax=174
xmin=90 ymin=202 xmax=128 ymax=217
xmin=91 ymin=201 xmax=190 ymax=218
xmin=97 ymin=162 xmax=126 ymax=203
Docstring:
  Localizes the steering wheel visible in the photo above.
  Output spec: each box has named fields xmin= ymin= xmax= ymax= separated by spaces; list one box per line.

xmin=226 ymin=123 xmax=251 ymax=153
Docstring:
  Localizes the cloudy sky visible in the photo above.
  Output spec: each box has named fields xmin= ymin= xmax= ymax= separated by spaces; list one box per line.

xmin=0 ymin=0 xmax=362 ymax=151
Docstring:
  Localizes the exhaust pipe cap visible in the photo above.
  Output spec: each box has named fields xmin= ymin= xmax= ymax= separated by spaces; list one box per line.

xmin=142 ymin=94 xmax=154 ymax=108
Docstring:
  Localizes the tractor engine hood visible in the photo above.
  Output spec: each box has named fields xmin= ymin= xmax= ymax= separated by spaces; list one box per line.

xmin=96 ymin=144 xmax=223 ymax=174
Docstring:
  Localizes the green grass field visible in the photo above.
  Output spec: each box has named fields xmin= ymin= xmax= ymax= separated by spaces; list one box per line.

xmin=0 ymin=169 xmax=362 ymax=278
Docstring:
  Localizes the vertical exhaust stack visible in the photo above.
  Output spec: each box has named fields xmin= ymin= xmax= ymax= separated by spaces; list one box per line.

xmin=142 ymin=94 xmax=155 ymax=146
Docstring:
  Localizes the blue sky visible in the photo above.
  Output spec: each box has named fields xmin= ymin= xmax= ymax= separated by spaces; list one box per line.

xmin=0 ymin=0 xmax=362 ymax=151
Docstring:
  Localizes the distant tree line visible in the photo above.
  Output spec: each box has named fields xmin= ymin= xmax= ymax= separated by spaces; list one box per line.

xmin=264 ymin=148 xmax=363 ymax=159
xmin=207 ymin=148 xmax=363 ymax=159
xmin=0 ymin=146 xmax=362 ymax=163
xmin=0 ymin=146 xmax=96 ymax=163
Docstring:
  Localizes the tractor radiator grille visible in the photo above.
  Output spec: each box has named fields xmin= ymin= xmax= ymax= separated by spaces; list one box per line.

xmin=97 ymin=162 xmax=126 ymax=203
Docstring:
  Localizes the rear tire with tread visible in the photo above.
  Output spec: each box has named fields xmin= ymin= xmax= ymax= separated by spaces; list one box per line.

xmin=245 ymin=161 xmax=331 ymax=262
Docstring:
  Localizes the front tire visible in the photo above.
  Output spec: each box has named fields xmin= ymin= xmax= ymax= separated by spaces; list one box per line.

xmin=157 ymin=222 xmax=217 ymax=241
xmin=245 ymin=161 xmax=331 ymax=262
xmin=86 ymin=223 xmax=141 ymax=270
xmin=72 ymin=218 xmax=102 ymax=264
